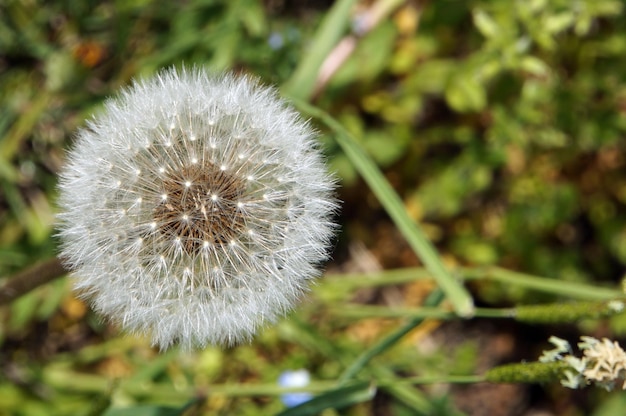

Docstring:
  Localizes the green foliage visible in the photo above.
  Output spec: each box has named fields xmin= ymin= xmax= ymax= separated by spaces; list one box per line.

xmin=103 ymin=399 xmax=201 ymax=416
xmin=2 ymin=0 xmax=626 ymax=414
xmin=322 ymin=0 xmax=626 ymax=293
xmin=276 ymin=381 xmax=376 ymax=416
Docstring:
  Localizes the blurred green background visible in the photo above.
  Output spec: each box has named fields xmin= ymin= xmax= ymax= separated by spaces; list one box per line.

xmin=2 ymin=0 xmax=626 ymax=414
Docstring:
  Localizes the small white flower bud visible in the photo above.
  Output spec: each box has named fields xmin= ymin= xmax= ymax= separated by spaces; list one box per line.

xmin=57 ymin=67 xmax=337 ymax=349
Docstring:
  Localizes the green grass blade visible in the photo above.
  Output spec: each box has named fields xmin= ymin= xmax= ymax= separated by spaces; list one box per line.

xmin=333 ymin=305 xmax=513 ymax=320
xmin=281 ymin=0 xmax=358 ymax=100
xmin=102 ymin=403 xmax=191 ymax=416
xmin=292 ymin=99 xmax=475 ymax=317
xmin=276 ymin=381 xmax=376 ymax=416
xmin=465 ymin=266 xmax=624 ymax=301
xmin=321 ymin=266 xmax=624 ymax=301
xmin=337 ymin=289 xmax=445 ymax=384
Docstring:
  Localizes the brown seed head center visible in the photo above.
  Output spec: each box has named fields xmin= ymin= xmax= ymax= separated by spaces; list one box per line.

xmin=154 ymin=163 xmax=247 ymax=253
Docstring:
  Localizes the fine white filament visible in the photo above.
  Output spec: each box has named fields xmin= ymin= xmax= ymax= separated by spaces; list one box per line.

xmin=57 ymin=68 xmax=337 ymax=349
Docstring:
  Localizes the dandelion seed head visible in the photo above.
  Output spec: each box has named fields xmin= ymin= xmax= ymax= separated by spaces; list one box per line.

xmin=57 ymin=67 xmax=337 ymax=349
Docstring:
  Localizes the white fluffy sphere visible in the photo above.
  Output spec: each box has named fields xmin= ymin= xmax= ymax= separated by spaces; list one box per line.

xmin=57 ymin=68 xmax=337 ymax=349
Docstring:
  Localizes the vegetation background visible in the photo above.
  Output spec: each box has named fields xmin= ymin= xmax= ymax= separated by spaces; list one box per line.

xmin=1 ymin=0 xmax=626 ymax=414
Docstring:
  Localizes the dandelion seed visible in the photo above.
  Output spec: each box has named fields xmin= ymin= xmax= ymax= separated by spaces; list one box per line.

xmin=57 ymin=67 xmax=337 ymax=349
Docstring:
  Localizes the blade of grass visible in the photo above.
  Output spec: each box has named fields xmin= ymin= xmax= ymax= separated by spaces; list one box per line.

xmin=276 ymin=381 xmax=376 ymax=416
xmin=333 ymin=305 xmax=513 ymax=320
xmin=338 ymin=289 xmax=445 ymax=384
xmin=318 ymin=268 xmax=432 ymax=302
xmin=465 ymin=266 xmax=624 ymax=301
xmin=102 ymin=399 xmax=203 ymax=416
xmin=331 ymin=301 xmax=626 ymax=321
xmin=279 ymin=315 xmax=353 ymax=364
xmin=292 ymin=99 xmax=475 ymax=317
xmin=281 ymin=0 xmax=358 ymax=100
xmin=367 ymin=355 xmax=435 ymax=414
xmin=321 ymin=266 xmax=623 ymax=301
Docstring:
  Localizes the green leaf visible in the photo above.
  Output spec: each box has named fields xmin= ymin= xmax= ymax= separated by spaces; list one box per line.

xmin=103 ymin=399 xmax=200 ymax=416
xmin=472 ymin=9 xmax=499 ymax=38
xmin=338 ymin=289 xmax=445 ymax=384
xmin=282 ymin=0 xmax=358 ymax=100
xmin=236 ymin=0 xmax=267 ymax=36
xmin=445 ymin=75 xmax=487 ymax=113
xmin=405 ymin=59 xmax=454 ymax=94
xmin=544 ymin=12 xmax=575 ymax=34
xmin=331 ymin=21 xmax=397 ymax=86
xmin=35 ymin=277 xmax=68 ymax=320
xmin=518 ymin=56 xmax=550 ymax=77
xmin=276 ymin=381 xmax=376 ymax=416
xmin=593 ymin=389 xmax=626 ymax=416
xmin=102 ymin=405 xmax=186 ymax=416
xmin=9 ymin=289 xmax=40 ymax=330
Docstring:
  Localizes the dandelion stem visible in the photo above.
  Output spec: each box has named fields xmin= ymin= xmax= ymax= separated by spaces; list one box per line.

xmin=0 ymin=257 xmax=67 ymax=305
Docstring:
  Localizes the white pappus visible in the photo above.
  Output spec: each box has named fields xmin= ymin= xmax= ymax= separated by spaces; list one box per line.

xmin=57 ymin=67 xmax=337 ymax=349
